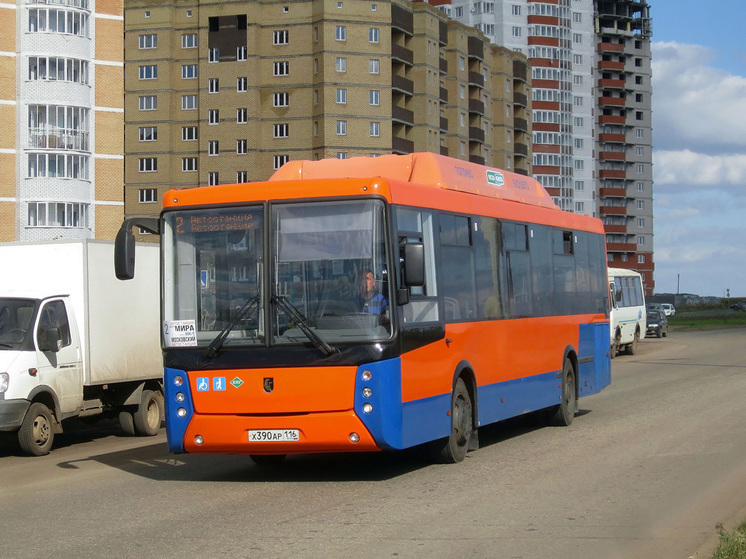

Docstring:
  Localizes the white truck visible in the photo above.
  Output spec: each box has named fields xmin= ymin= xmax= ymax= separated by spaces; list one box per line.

xmin=0 ymin=240 xmax=163 ymax=456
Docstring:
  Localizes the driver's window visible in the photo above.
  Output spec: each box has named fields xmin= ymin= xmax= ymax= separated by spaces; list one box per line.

xmin=37 ymin=301 xmax=72 ymax=348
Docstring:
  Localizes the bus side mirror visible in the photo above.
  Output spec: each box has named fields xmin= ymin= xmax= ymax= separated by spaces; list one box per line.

xmin=115 ymin=217 xmax=160 ymax=280
xmin=403 ymin=242 xmax=425 ymax=287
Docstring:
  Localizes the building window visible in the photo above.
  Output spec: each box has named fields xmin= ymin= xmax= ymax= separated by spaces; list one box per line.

xmin=574 ymin=117 xmax=584 ymax=127
xmin=512 ymin=26 xmax=521 ymax=37
xmin=139 ymin=34 xmax=157 ymax=49
xmin=237 ymin=171 xmax=248 ymax=183
xmin=572 ymin=12 xmax=581 ymax=23
xmin=138 ymin=64 xmax=157 ymax=80
xmin=273 ymin=123 xmax=289 ymax=138
xmin=575 ymin=202 xmax=584 ymax=213
xmin=209 ymin=109 xmax=219 ymax=124
xmin=574 ymin=160 xmax=584 ymax=170
xmin=637 ymin=236 xmax=645 ymax=246
xmin=208 ymin=78 xmax=219 ymax=93
xmin=28 ymin=56 xmax=90 ymax=84
xmin=27 ymin=202 xmax=89 ymax=228
xmin=182 ymin=64 xmax=198 ymax=79
xmin=208 ymin=140 xmax=219 ymax=156
xmin=139 ymin=126 xmax=157 ymax=141
xmin=138 ymin=95 xmax=157 ymax=111
xmin=274 ymin=30 xmax=289 ymax=45
xmin=637 ymin=218 xmax=645 ymax=227
xmin=512 ymin=5 xmax=521 ymax=15
xmin=336 ymin=25 xmax=346 ymax=41
xmin=369 ymin=27 xmax=379 ymax=43
xmin=336 ymin=88 xmax=347 ymax=104
xmin=182 ymin=126 xmax=197 ymax=141
xmin=139 ymin=188 xmax=158 ymax=203
xmin=573 ymin=54 xmax=583 ymax=65
xmin=369 ymin=121 xmax=380 ymax=137
xmin=237 ymin=46 xmax=247 ymax=61
xmin=337 ymin=152 xmax=347 ymax=159
xmin=336 ymin=120 xmax=347 ymax=135
xmin=273 ymin=92 xmax=288 ymax=107
xmin=273 ymin=154 xmax=288 ymax=169
xmin=637 ymin=200 xmax=645 ymax=210
xmin=237 ymin=77 xmax=247 ymax=92
xmin=237 ymin=108 xmax=247 ymax=123
xmin=181 ymin=95 xmax=198 ymax=110
xmin=27 ymin=153 xmax=89 ymax=180
xmin=637 ymin=182 xmax=645 ymax=192
xmin=182 ymin=157 xmax=197 ymax=172
xmin=575 ymin=138 xmax=583 ymax=149
xmin=370 ymin=90 xmax=380 ymax=106
xmin=636 ymin=128 xmax=644 ymax=138
xmin=209 ymin=47 xmax=219 ymax=62
xmin=274 ymin=61 xmax=289 ymax=76
xmin=182 ymin=33 xmax=198 ymax=48
xmin=336 ymin=57 xmax=347 ymax=72
xmin=369 ymin=59 xmax=379 ymax=74
xmin=139 ymin=157 xmax=157 ymax=172
xmin=638 ymin=254 xmax=645 ymax=264
xmin=208 ymin=172 xmax=219 ymax=186
xmin=237 ymin=139 xmax=247 ymax=154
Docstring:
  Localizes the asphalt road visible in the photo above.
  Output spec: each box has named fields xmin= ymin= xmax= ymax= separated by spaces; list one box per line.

xmin=2 ymin=328 xmax=746 ymax=559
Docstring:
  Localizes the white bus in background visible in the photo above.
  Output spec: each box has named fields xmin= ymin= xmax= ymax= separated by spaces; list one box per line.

xmin=608 ymin=267 xmax=646 ymax=357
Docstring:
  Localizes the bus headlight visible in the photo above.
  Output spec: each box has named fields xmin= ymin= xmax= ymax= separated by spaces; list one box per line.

xmin=174 ymin=375 xmax=184 ymax=387
xmin=0 ymin=372 xmax=8 ymax=394
xmin=177 ymin=407 xmax=187 ymax=418
xmin=362 ymin=387 xmax=372 ymax=398
xmin=363 ymin=403 xmax=373 ymax=414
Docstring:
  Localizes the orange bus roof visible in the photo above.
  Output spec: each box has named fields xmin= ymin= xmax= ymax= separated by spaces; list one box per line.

xmin=269 ymin=152 xmax=559 ymax=210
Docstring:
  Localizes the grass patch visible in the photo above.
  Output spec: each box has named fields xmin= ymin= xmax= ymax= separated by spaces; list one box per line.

xmin=668 ymin=312 xmax=746 ymax=331
xmin=714 ymin=521 xmax=746 ymax=559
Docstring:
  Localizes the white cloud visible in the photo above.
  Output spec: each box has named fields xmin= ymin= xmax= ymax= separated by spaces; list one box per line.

xmin=652 ymin=41 xmax=746 ymax=153
xmin=654 ymin=149 xmax=746 ymax=193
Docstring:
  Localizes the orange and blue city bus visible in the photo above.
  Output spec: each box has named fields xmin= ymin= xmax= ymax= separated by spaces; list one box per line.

xmin=116 ymin=153 xmax=611 ymax=463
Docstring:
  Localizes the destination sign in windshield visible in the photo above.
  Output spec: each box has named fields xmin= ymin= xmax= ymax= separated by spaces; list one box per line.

xmin=174 ymin=212 xmax=255 ymax=234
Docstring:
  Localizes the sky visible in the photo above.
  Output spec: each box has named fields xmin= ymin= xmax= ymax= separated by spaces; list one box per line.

xmin=648 ymin=0 xmax=746 ymax=297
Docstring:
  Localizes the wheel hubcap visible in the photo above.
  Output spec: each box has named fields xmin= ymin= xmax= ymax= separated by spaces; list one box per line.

xmin=33 ymin=415 xmax=50 ymax=446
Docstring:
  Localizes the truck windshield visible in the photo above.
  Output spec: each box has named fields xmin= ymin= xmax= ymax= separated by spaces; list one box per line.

xmin=162 ymin=199 xmax=391 ymax=350
xmin=0 ymin=298 xmax=37 ymax=350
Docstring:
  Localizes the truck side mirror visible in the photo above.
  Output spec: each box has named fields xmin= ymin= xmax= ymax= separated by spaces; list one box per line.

xmin=39 ymin=327 xmax=62 ymax=353
xmin=115 ymin=217 xmax=160 ymax=280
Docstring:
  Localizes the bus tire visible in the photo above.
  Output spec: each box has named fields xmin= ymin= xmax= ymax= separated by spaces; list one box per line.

xmin=433 ymin=377 xmax=473 ymax=464
xmin=133 ymin=389 xmax=162 ymax=437
xmin=611 ymin=332 xmax=621 ymax=359
xmin=18 ymin=402 xmax=55 ymax=456
xmin=549 ymin=358 xmax=577 ymax=427
xmin=627 ymin=330 xmax=639 ymax=355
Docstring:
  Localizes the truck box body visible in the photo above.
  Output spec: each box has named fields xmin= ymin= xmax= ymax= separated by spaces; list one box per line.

xmin=0 ymin=240 xmax=161 ymax=386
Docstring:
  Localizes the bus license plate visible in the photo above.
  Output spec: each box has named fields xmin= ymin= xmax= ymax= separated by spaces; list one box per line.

xmin=249 ymin=429 xmax=299 ymax=442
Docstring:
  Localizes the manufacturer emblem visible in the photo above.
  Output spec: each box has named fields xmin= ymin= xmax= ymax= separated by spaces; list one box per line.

xmin=263 ymin=377 xmax=274 ymax=393
xmin=230 ymin=377 xmax=244 ymax=388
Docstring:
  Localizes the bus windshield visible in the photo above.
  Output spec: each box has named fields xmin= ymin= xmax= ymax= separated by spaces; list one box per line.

xmin=271 ymin=199 xmax=391 ymax=344
xmin=161 ymin=199 xmax=391 ymax=350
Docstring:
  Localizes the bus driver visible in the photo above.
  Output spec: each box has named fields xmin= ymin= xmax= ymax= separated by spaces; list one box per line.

xmin=360 ymin=269 xmax=388 ymax=325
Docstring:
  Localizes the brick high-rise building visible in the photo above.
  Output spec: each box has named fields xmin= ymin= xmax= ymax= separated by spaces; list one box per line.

xmin=429 ymin=0 xmax=655 ymax=294
xmin=0 ymin=0 xmax=125 ymax=242
xmin=123 ymin=0 xmax=532 ymax=231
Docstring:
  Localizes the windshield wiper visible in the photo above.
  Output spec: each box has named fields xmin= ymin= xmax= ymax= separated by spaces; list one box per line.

xmin=271 ymin=295 xmax=337 ymax=357
xmin=204 ymin=295 xmax=260 ymax=358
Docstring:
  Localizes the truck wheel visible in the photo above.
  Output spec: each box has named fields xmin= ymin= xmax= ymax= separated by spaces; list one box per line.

xmin=18 ymin=402 xmax=55 ymax=456
xmin=119 ymin=410 xmax=136 ymax=436
xmin=133 ymin=389 xmax=162 ymax=436
xmin=627 ymin=330 xmax=639 ymax=355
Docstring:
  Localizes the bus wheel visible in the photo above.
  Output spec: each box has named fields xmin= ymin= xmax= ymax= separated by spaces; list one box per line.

xmin=611 ymin=333 xmax=621 ymax=359
xmin=18 ymin=402 xmax=55 ymax=456
xmin=627 ymin=330 xmax=639 ymax=355
xmin=549 ymin=359 xmax=577 ymax=427
xmin=434 ymin=378 xmax=473 ymax=464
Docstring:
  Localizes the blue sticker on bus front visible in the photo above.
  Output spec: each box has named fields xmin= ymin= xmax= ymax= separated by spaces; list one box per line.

xmin=197 ymin=377 xmax=209 ymax=391
xmin=213 ymin=377 xmax=226 ymax=391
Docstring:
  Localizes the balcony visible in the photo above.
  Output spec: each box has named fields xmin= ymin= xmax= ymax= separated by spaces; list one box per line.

xmin=392 ymin=136 xmax=414 ymax=154
xmin=514 ymin=142 xmax=528 ymax=157
xmin=513 ymin=91 xmax=528 ymax=107
xmin=392 ymin=43 xmax=414 ymax=66
xmin=599 ymin=187 xmax=628 ymax=198
xmin=599 ymin=60 xmax=625 ymax=71
xmin=440 ymin=87 xmax=448 ymax=102
xmin=514 ymin=117 xmax=528 ymax=132
xmin=513 ymin=60 xmax=527 ymax=82
xmin=391 ymin=4 xmax=413 ymax=35
xmin=468 ymin=98 xmax=485 ymax=115
xmin=598 ymin=78 xmax=626 ymax=90
xmin=598 ymin=42 xmax=625 ymax=53
xmin=599 ymin=96 xmax=627 ymax=107
xmin=440 ymin=116 xmax=448 ymax=132
xmin=439 ymin=57 xmax=448 ymax=74
xmin=599 ymin=151 xmax=627 ymax=161
xmin=440 ymin=145 xmax=449 ymax=156
xmin=599 ymin=133 xmax=626 ymax=144
xmin=600 ymin=206 xmax=627 ymax=216
xmin=606 ymin=242 xmax=637 ymax=252
xmin=469 ymin=154 xmax=485 ymax=165
xmin=469 ymin=127 xmax=485 ymax=143
xmin=468 ymin=36 xmax=484 ymax=60
xmin=604 ymin=224 xmax=627 ymax=234
xmin=599 ymin=114 xmax=626 ymax=125
xmin=599 ymin=169 xmax=627 ymax=179
xmin=468 ymin=71 xmax=484 ymax=88
xmin=392 ymin=106 xmax=414 ymax=126
xmin=392 ymin=74 xmax=414 ymax=96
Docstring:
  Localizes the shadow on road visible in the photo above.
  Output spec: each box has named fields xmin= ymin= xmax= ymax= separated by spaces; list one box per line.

xmin=46 ymin=407 xmax=585 ymax=483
